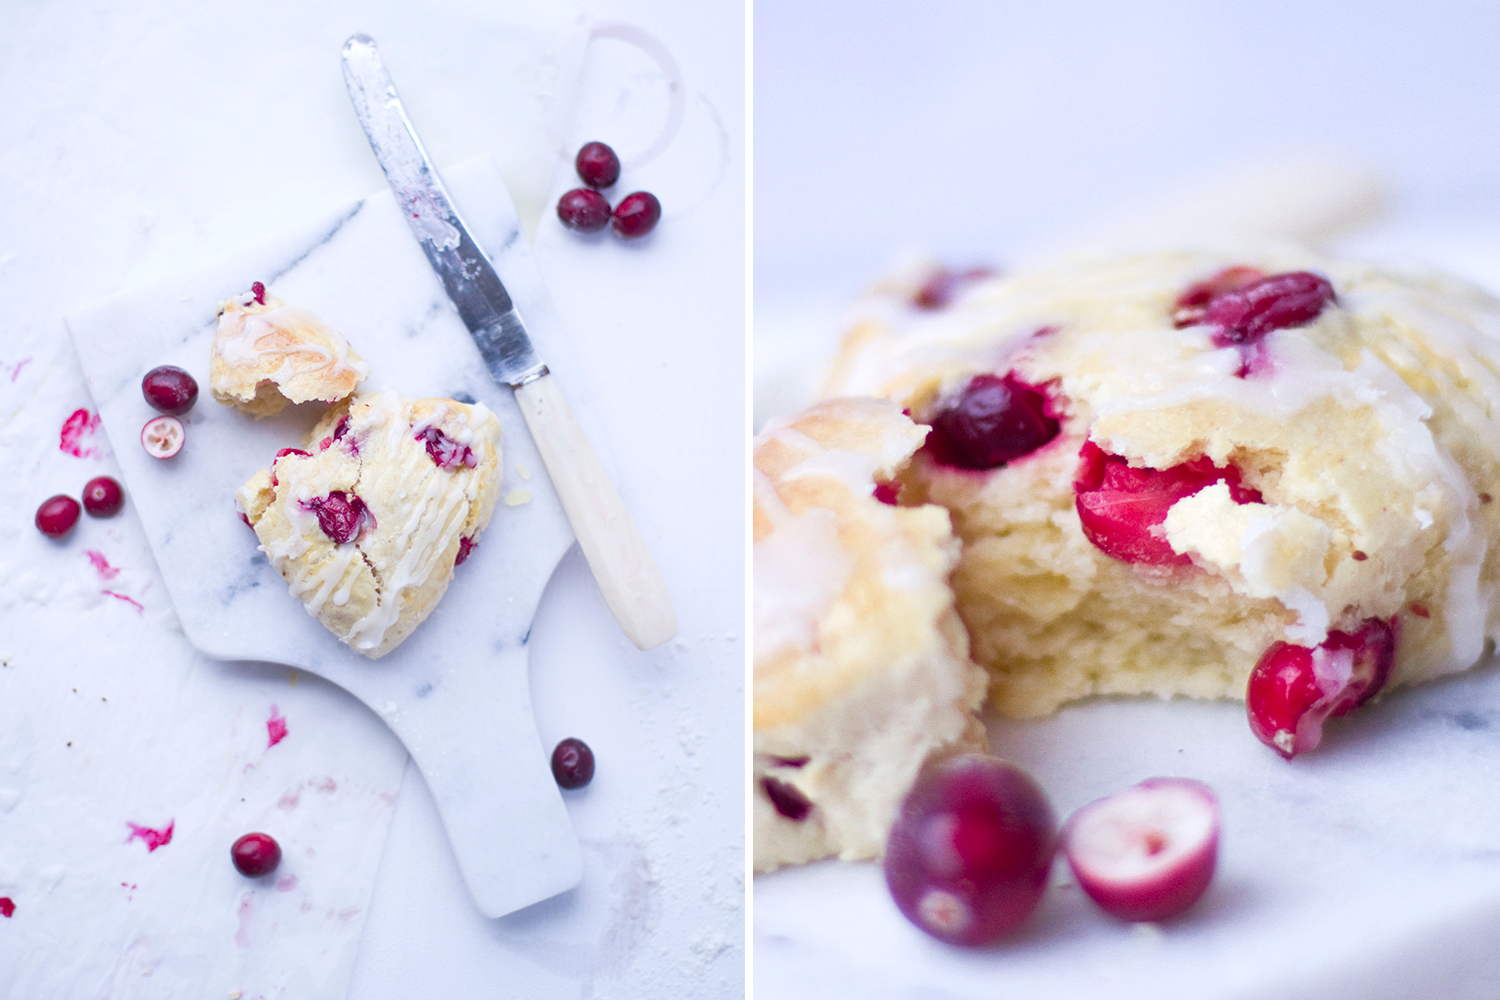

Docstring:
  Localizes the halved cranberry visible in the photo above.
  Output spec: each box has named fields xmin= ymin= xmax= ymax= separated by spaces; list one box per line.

xmin=1246 ymin=618 xmax=1396 ymax=759
xmin=36 ymin=495 xmax=81 ymax=538
xmin=762 ymin=776 xmax=812 ymax=821
xmin=551 ymin=737 xmax=595 ymax=789
xmin=612 ymin=191 xmax=661 ymax=239
xmin=574 ymin=141 xmax=621 ymax=189
xmin=415 ymin=425 xmax=476 ymax=471
xmin=914 ymin=266 xmax=995 ymax=310
xmin=141 ymin=365 xmax=198 ymax=416
xmin=303 ymin=491 xmax=371 ymax=544
xmin=924 ymin=374 xmax=1060 ymax=471
xmin=1074 ymin=441 xmax=1262 ymax=566
xmin=82 ymin=477 xmax=125 ymax=517
xmin=231 ymin=832 xmax=281 ymax=877
xmin=141 ymin=416 xmax=184 ymax=458
xmin=557 ymin=188 xmax=611 ymax=233
xmin=1202 ymin=271 xmax=1336 ymax=347
xmin=1173 ymin=266 xmax=1265 ymax=327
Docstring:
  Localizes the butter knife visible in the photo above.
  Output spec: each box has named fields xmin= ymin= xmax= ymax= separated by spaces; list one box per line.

xmin=341 ymin=34 xmax=676 ymax=650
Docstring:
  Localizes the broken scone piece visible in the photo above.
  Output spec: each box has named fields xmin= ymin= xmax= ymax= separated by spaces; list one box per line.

xmin=212 ymin=283 xmax=370 ymax=417
xmin=238 ymin=390 xmax=502 ymax=658
xmin=753 ymin=397 xmax=988 ymax=873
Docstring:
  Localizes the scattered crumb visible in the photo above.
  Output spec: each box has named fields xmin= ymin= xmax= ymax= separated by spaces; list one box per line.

xmin=503 ymin=488 xmax=531 ymax=506
xmin=1131 ymin=922 xmax=1164 ymax=943
xmin=515 ymin=463 xmax=530 ymax=480
xmin=288 ymin=669 xmax=300 ymax=687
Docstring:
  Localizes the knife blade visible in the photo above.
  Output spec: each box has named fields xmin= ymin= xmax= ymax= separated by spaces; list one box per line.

xmin=341 ymin=34 xmax=676 ymax=650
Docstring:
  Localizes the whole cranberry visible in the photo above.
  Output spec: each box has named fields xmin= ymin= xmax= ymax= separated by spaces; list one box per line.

xmin=81 ymin=477 xmax=125 ymax=517
xmin=762 ymin=776 xmax=813 ymax=820
xmin=551 ymin=737 xmax=595 ymax=789
xmin=557 ymin=188 xmax=611 ymax=234
xmin=231 ymin=832 xmax=281 ymax=877
xmin=884 ymin=754 xmax=1057 ymax=946
xmin=925 ymin=373 xmax=1059 ymax=470
xmin=574 ymin=141 xmax=621 ymax=189
xmin=141 ymin=365 xmax=199 ymax=416
xmin=303 ymin=491 xmax=371 ymax=544
xmin=612 ymin=192 xmax=661 ymax=239
xmin=36 ymin=495 xmax=82 ymax=538
xmin=1202 ymin=271 xmax=1336 ymax=347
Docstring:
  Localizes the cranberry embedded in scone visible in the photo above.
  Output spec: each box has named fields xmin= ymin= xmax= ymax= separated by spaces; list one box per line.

xmin=923 ymin=373 xmax=1060 ymax=471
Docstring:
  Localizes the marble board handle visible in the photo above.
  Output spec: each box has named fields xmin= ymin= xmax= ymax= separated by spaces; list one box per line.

xmin=514 ymin=372 xmax=677 ymax=650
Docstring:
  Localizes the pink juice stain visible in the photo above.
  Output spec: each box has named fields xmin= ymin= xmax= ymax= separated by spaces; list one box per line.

xmin=125 ymin=820 xmax=174 ymax=852
xmin=235 ymin=892 xmax=253 ymax=947
xmin=85 ymin=550 xmax=121 ymax=580
xmin=103 ymin=591 xmax=144 ymax=614
xmin=275 ymin=875 xmax=298 ymax=892
xmin=266 ymin=706 xmax=288 ymax=748
xmin=59 ymin=408 xmax=102 ymax=458
xmin=0 ymin=897 xmax=14 ymax=917
xmin=9 ymin=358 xmax=29 ymax=382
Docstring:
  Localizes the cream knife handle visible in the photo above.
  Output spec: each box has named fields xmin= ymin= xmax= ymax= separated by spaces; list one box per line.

xmin=515 ymin=373 xmax=677 ymax=649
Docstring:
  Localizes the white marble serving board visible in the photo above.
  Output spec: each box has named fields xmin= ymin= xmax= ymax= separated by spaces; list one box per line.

xmin=66 ymin=156 xmax=598 ymax=919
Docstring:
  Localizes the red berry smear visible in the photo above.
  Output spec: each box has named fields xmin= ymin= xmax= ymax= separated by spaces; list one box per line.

xmin=762 ymin=776 xmax=812 ymax=821
xmin=81 ymin=476 xmax=125 ymax=517
xmin=303 ymin=491 xmax=371 ymax=544
xmin=557 ymin=188 xmax=611 ymax=234
xmin=1247 ymin=617 xmax=1396 ymax=759
xmin=612 ymin=192 xmax=661 ymax=239
xmin=231 ymin=832 xmax=282 ymax=877
xmin=574 ymin=141 xmax=621 ymax=189
xmin=1074 ymin=441 xmax=1262 ymax=566
xmin=141 ymin=365 xmax=199 ymax=416
xmin=35 ymin=495 xmax=81 ymax=538
xmin=0 ymin=897 xmax=13 ymax=918
xmin=924 ymin=374 xmax=1060 ymax=471
xmin=1063 ymin=778 xmax=1220 ymax=922
xmin=884 ymin=755 xmax=1057 ymax=946
xmin=551 ymin=737 xmax=596 ymax=789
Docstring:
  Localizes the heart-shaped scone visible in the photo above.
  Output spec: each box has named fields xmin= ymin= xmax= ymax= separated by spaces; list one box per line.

xmin=237 ymin=390 xmax=502 ymax=658
xmin=212 ymin=283 xmax=370 ymax=417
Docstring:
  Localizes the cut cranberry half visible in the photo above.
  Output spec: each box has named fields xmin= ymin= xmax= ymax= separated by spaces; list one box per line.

xmin=1246 ymin=617 xmax=1396 ymax=759
xmin=884 ymin=754 xmax=1057 ymax=946
xmin=81 ymin=477 xmax=125 ymax=517
xmin=1172 ymin=266 xmax=1265 ymax=328
xmin=914 ymin=266 xmax=995 ymax=310
xmin=35 ymin=495 xmax=81 ymax=538
xmin=1201 ymin=271 xmax=1336 ymax=347
xmin=762 ymin=776 xmax=812 ymax=821
xmin=612 ymin=191 xmax=661 ymax=239
xmin=551 ymin=737 xmax=595 ymax=789
xmin=557 ymin=188 xmax=611 ymax=233
xmin=574 ymin=141 xmax=621 ymax=189
xmin=303 ymin=491 xmax=371 ymax=544
xmin=1074 ymin=441 xmax=1262 ymax=566
xmin=141 ymin=365 xmax=199 ymax=416
xmin=1062 ymin=778 xmax=1219 ymax=922
xmin=141 ymin=416 xmax=184 ymax=459
xmin=924 ymin=373 xmax=1060 ymax=471
xmin=414 ymin=425 xmax=476 ymax=471
xmin=231 ymin=832 xmax=281 ymax=877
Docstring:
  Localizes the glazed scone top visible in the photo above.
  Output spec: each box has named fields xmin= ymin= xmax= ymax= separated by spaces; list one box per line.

xmin=754 ymin=397 xmax=973 ymax=728
xmin=212 ymin=286 xmax=370 ymax=417
xmin=823 ymin=249 xmax=1500 ymax=689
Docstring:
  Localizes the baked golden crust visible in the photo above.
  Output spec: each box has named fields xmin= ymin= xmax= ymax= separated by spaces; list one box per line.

xmin=211 ymin=288 xmax=369 ymax=417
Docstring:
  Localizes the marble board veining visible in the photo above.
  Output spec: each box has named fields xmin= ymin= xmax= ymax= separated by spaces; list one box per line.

xmin=66 ymin=156 xmax=597 ymax=919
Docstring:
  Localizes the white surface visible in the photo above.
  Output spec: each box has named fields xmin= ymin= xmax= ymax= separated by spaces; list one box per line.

xmin=754 ymin=1 xmax=1500 ymax=996
xmin=0 ymin=0 xmax=744 ymax=996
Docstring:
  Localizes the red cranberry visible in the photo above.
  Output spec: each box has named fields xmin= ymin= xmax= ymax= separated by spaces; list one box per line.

xmin=141 ymin=365 xmax=199 ymax=416
xmin=251 ymin=280 xmax=266 ymax=305
xmin=574 ymin=141 xmax=621 ymax=189
xmin=35 ymin=495 xmax=81 ymax=538
xmin=1062 ymin=778 xmax=1219 ymax=922
xmin=231 ymin=832 xmax=281 ymax=877
xmin=612 ymin=191 xmax=661 ymax=239
xmin=914 ymin=266 xmax=995 ymax=310
xmin=81 ymin=477 xmax=125 ymax=517
xmin=141 ymin=416 xmax=184 ymax=459
xmin=883 ymin=755 xmax=1057 ymax=946
xmin=415 ymin=425 xmax=476 ymax=471
xmin=873 ymin=480 xmax=901 ymax=505
xmin=1172 ymin=266 xmax=1265 ymax=327
xmin=924 ymin=374 xmax=1060 ymax=471
xmin=303 ymin=491 xmax=371 ymax=544
xmin=1246 ymin=618 xmax=1396 ymax=759
xmin=454 ymin=535 xmax=476 ymax=566
xmin=269 ymin=448 xmax=311 ymax=488
xmin=1073 ymin=441 xmax=1262 ymax=566
xmin=1201 ymin=271 xmax=1336 ymax=347
xmin=762 ymin=776 xmax=812 ymax=820
xmin=0 ymin=897 xmax=13 ymax=918
xmin=557 ymin=188 xmax=611 ymax=233
xmin=551 ymin=737 xmax=595 ymax=789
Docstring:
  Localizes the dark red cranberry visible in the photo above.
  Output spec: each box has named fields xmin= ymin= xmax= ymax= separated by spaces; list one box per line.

xmin=763 ymin=776 xmax=812 ymax=821
xmin=81 ymin=477 xmax=125 ymax=517
xmin=873 ymin=480 xmax=901 ymax=505
xmin=141 ymin=365 xmax=199 ymax=416
xmin=557 ymin=188 xmax=611 ymax=233
xmin=303 ymin=491 xmax=371 ymax=544
xmin=0 ymin=897 xmax=13 ymax=918
xmin=884 ymin=755 xmax=1057 ymax=946
xmin=551 ymin=737 xmax=595 ymax=789
xmin=924 ymin=374 xmax=1060 ymax=471
xmin=612 ymin=191 xmax=661 ymax=239
xmin=454 ymin=535 xmax=476 ymax=565
xmin=574 ymin=141 xmax=621 ymax=189
xmin=1173 ymin=266 xmax=1265 ymax=327
xmin=914 ymin=266 xmax=995 ymax=310
xmin=415 ymin=425 xmax=476 ymax=471
xmin=1202 ymin=271 xmax=1336 ymax=347
xmin=1247 ymin=618 xmax=1396 ymax=758
xmin=239 ymin=511 xmax=253 ymax=529
xmin=231 ymin=832 xmax=281 ymax=877
xmin=251 ymin=281 xmax=266 ymax=305
xmin=36 ymin=495 xmax=81 ymax=538
xmin=1074 ymin=441 xmax=1262 ymax=566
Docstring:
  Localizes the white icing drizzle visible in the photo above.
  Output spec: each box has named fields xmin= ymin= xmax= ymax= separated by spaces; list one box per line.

xmin=215 ymin=305 xmax=370 ymax=382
